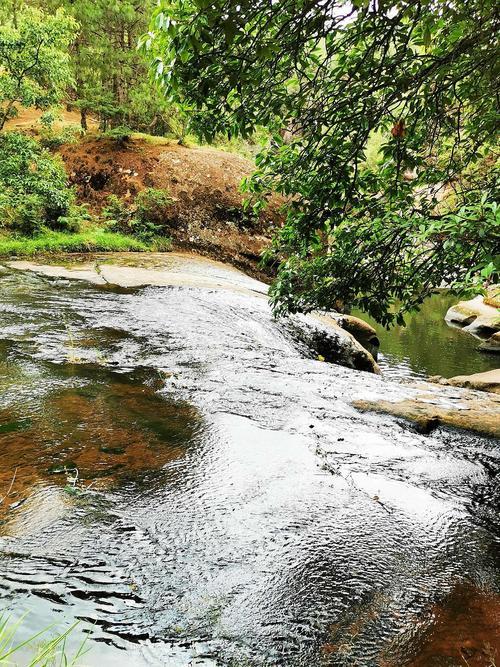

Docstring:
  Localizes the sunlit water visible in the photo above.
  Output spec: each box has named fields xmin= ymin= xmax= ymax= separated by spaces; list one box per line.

xmin=0 ymin=261 xmax=498 ymax=666
xmin=353 ymin=292 xmax=499 ymax=381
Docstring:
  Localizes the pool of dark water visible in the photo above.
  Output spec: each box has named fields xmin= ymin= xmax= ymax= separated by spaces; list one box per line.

xmin=0 ymin=260 xmax=499 ymax=666
xmin=353 ymin=292 xmax=498 ymax=381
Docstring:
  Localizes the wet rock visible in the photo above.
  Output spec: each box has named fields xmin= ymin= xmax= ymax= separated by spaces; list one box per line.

xmin=285 ymin=313 xmax=380 ymax=374
xmin=331 ymin=314 xmax=380 ymax=359
xmin=6 ymin=254 xmax=381 ymax=374
xmin=6 ymin=260 xmax=106 ymax=285
xmin=353 ymin=386 xmax=500 ymax=438
xmin=484 ymin=284 xmax=500 ymax=308
xmin=429 ymin=369 xmax=500 ymax=395
xmin=445 ymin=294 xmax=500 ymax=336
xmin=479 ymin=331 xmax=500 ymax=353
xmin=7 ymin=254 xmax=268 ymax=296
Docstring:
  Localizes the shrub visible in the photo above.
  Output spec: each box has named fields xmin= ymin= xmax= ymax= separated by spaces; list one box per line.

xmin=102 ymin=194 xmax=132 ymax=232
xmin=54 ymin=204 xmax=93 ymax=233
xmin=102 ymin=126 xmax=133 ymax=145
xmin=102 ymin=189 xmax=173 ymax=241
xmin=0 ymin=192 xmax=46 ymax=236
xmin=132 ymin=188 xmax=173 ymax=240
xmin=0 ymin=132 xmax=74 ymax=235
xmin=39 ymin=125 xmax=81 ymax=150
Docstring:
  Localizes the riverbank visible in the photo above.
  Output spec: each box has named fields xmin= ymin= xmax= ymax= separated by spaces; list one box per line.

xmin=0 ymin=228 xmax=153 ymax=255
xmin=1 ymin=110 xmax=281 ymax=281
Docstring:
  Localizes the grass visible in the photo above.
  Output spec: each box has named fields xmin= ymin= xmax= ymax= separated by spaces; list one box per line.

xmin=0 ymin=228 xmax=171 ymax=257
xmin=0 ymin=614 xmax=89 ymax=666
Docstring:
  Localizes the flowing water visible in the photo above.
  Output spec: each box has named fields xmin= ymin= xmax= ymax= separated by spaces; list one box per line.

xmin=352 ymin=293 xmax=499 ymax=381
xmin=0 ymin=256 xmax=499 ymax=666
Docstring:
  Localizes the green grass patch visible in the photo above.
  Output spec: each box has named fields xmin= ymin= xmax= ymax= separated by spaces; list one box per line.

xmin=0 ymin=228 xmax=167 ymax=256
xmin=0 ymin=613 xmax=89 ymax=665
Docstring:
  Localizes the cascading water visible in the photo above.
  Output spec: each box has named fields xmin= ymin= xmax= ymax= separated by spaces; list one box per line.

xmin=0 ymin=256 xmax=498 ymax=666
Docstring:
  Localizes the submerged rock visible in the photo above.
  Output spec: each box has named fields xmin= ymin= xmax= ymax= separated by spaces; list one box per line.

xmin=5 ymin=260 xmax=107 ymax=285
xmin=429 ymin=368 xmax=500 ymax=395
xmin=7 ymin=253 xmax=379 ymax=374
xmin=389 ymin=583 xmax=500 ymax=667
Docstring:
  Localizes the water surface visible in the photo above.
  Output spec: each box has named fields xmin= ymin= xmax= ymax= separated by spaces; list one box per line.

xmin=0 ymin=259 xmax=498 ymax=666
xmin=353 ymin=292 xmax=499 ymax=381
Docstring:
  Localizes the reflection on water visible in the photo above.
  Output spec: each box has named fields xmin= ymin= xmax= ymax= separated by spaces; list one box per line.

xmin=0 ymin=264 xmax=499 ymax=666
xmin=352 ymin=292 xmax=499 ymax=381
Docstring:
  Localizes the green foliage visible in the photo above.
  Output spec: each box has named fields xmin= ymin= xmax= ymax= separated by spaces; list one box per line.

xmin=102 ymin=125 xmax=133 ymax=144
xmin=0 ymin=613 xmax=88 ymax=665
xmin=38 ymin=107 xmax=81 ymax=148
xmin=102 ymin=194 xmax=130 ymax=228
xmin=39 ymin=124 xmax=81 ymax=149
xmin=0 ymin=6 xmax=77 ymax=130
xmin=0 ymin=132 xmax=75 ymax=236
xmin=18 ymin=0 xmax=185 ymax=135
xmin=147 ymin=0 xmax=500 ymax=325
xmin=103 ymin=188 xmax=174 ymax=241
xmin=134 ymin=187 xmax=173 ymax=237
xmin=55 ymin=203 xmax=93 ymax=233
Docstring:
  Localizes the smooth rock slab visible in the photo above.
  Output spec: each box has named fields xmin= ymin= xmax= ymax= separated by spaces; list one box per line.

xmin=6 ymin=260 xmax=107 ymax=285
xmin=5 ymin=252 xmax=379 ymax=373
xmin=429 ymin=368 xmax=500 ymax=395
xmin=354 ymin=383 xmax=500 ymax=438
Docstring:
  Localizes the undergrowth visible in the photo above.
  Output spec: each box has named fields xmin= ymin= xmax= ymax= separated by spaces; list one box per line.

xmin=0 ymin=614 xmax=89 ymax=666
xmin=0 ymin=228 xmax=164 ymax=256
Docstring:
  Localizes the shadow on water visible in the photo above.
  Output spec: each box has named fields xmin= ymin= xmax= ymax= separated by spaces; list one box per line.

xmin=0 ymin=266 xmax=499 ymax=666
xmin=352 ymin=292 xmax=499 ymax=381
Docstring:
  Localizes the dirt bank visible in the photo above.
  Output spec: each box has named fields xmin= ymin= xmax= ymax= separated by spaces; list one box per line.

xmin=59 ymin=136 xmax=283 ymax=280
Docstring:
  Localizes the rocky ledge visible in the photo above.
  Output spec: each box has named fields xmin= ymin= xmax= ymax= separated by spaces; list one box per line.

xmin=429 ymin=368 xmax=500 ymax=395
xmin=6 ymin=253 xmax=379 ymax=374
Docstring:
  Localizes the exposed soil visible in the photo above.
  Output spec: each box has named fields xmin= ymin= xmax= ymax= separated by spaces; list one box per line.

xmin=59 ymin=135 xmax=283 ymax=280
xmin=4 ymin=107 xmax=283 ymax=279
xmin=3 ymin=107 xmax=97 ymax=133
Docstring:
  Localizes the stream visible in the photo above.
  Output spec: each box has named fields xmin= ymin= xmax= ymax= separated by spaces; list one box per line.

xmin=0 ymin=255 xmax=499 ymax=666
xmin=353 ymin=293 xmax=499 ymax=381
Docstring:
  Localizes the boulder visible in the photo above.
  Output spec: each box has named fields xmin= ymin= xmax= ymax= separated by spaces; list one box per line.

xmin=283 ymin=312 xmax=380 ymax=374
xmin=479 ymin=331 xmax=500 ymax=353
xmin=445 ymin=294 xmax=500 ymax=336
xmin=484 ymin=284 xmax=500 ymax=308
xmin=331 ymin=314 xmax=380 ymax=359
xmin=429 ymin=369 xmax=500 ymax=394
